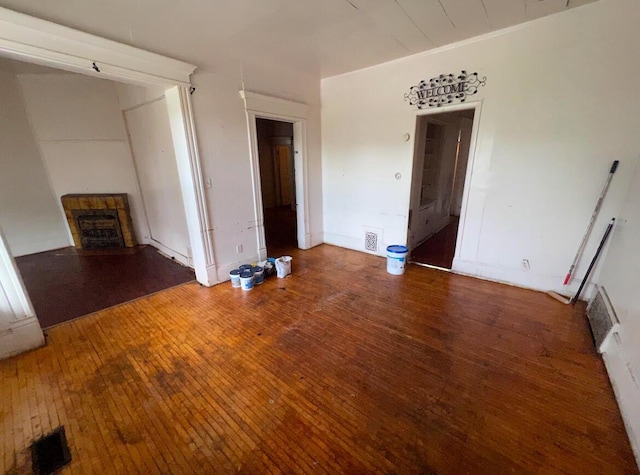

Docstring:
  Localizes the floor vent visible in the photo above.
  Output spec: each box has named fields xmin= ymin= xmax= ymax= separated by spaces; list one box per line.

xmin=32 ymin=426 xmax=71 ymax=475
xmin=365 ymin=232 xmax=378 ymax=252
xmin=586 ymin=286 xmax=620 ymax=353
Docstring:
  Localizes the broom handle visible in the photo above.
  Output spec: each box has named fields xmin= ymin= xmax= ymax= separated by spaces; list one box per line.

xmin=564 ymin=160 xmax=619 ymax=285
xmin=571 ymin=218 xmax=615 ymax=304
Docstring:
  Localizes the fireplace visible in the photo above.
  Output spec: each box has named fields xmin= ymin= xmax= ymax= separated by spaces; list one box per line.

xmin=61 ymin=194 xmax=136 ymax=250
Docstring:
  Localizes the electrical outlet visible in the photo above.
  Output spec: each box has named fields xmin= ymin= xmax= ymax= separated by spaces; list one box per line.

xmin=236 ymin=244 xmax=243 ymax=254
xmin=204 ymin=178 xmax=212 ymax=189
xmin=521 ymin=259 xmax=530 ymax=270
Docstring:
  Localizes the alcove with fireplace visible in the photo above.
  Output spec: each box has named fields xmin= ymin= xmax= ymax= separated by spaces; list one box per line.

xmin=0 ymin=56 xmax=194 ymax=329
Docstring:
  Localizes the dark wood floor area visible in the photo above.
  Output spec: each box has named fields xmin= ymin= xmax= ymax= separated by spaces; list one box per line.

xmin=412 ymin=216 xmax=460 ymax=268
xmin=2 ymin=244 xmax=636 ymax=474
xmin=264 ymin=205 xmax=297 ymax=254
xmin=15 ymin=246 xmax=194 ymax=329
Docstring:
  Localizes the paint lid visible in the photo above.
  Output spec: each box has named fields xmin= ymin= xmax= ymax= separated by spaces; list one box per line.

xmin=253 ymin=266 xmax=264 ymax=273
xmin=240 ymin=269 xmax=254 ymax=278
xmin=387 ymin=245 xmax=408 ymax=253
xmin=239 ymin=264 xmax=253 ymax=271
xmin=229 ymin=269 xmax=241 ymax=276
xmin=267 ymin=258 xmax=276 ymax=264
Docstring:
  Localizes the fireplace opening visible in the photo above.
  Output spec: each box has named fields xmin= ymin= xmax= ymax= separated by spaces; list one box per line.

xmin=61 ymin=194 xmax=136 ymax=250
xmin=73 ymin=209 xmax=124 ymax=250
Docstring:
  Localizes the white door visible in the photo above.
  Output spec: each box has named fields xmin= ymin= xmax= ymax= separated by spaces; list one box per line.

xmin=125 ymin=98 xmax=190 ymax=265
xmin=450 ymin=118 xmax=473 ymax=217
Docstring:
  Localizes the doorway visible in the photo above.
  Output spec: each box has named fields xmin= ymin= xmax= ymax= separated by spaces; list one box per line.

xmin=256 ymin=118 xmax=297 ymax=254
xmin=408 ymin=108 xmax=475 ymax=269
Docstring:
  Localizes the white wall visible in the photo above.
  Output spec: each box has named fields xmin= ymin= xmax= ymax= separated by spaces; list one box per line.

xmin=598 ymin=162 xmax=640 ymax=465
xmin=189 ymin=70 xmax=323 ymax=280
xmin=0 ymin=67 xmax=68 ymax=256
xmin=321 ymin=0 xmax=640 ymax=295
xmin=17 ymin=73 xmax=150 ymax=245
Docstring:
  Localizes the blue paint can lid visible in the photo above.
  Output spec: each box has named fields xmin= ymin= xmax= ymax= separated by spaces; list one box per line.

xmin=253 ymin=266 xmax=264 ymax=273
xmin=387 ymin=245 xmax=408 ymax=253
xmin=239 ymin=264 xmax=253 ymax=271
xmin=230 ymin=269 xmax=241 ymax=276
xmin=240 ymin=270 xmax=254 ymax=278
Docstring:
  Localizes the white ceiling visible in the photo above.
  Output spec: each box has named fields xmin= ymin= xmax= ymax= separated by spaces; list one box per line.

xmin=0 ymin=0 xmax=597 ymax=80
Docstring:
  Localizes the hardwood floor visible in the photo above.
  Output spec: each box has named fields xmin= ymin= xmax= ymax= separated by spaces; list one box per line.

xmin=15 ymin=245 xmax=195 ymax=328
xmin=411 ymin=216 xmax=459 ymax=268
xmin=1 ymin=244 xmax=636 ymax=474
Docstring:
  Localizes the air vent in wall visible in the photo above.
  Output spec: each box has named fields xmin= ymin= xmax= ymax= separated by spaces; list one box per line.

xmin=586 ymin=286 xmax=620 ymax=353
xmin=365 ymin=232 xmax=378 ymax=252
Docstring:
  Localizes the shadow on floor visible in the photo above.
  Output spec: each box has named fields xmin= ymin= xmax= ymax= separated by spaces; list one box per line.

xmin=411 ymin=216 xmax=460 ymax=268
xmin=15 ymin=245 xmax=194 ymax=328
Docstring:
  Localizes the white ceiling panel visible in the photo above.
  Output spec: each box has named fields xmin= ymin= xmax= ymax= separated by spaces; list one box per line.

xmin=525 ymin=0 xmax=569 ymax=20
xmin=396 ymin=0 xmax=460 ymax=47
xmin=439 ymin=0 xmax=492 ymax=38
xmin=0 ymin=0 xmax=599 ymax=79
xmin=482 ymin=0 xmax=526 ymax=29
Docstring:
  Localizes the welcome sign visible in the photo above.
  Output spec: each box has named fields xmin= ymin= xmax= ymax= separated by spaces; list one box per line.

xmin=405 ymin=70 xmax=486 ymax=109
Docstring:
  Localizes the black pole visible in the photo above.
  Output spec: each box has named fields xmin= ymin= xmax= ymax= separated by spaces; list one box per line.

xmin=571 ymin=218 xmax=615 ymax=304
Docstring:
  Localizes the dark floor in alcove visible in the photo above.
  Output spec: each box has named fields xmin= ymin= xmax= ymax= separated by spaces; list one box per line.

xmin=411 ymin=216 xmax=460 ymax=268
xmin=264 ymin=205 xmax=297 ymax=255
xmin=16 ymin=246 xmax=194 ymax=328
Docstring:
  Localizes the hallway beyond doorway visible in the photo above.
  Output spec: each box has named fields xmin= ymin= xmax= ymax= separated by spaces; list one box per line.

xmin=411 ymin=216 xmax=459 ymax=269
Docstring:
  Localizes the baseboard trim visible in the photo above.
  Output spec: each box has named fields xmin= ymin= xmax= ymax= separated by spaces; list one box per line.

xmin=602 ymin=330 xmax=640 ymax=468
xmin=0 ymin=317 xmax=45 ymax=361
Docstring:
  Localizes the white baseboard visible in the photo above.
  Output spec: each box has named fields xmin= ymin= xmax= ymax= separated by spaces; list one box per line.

xmin=452 ymin=257 xmax=597 ymax=297
xmin=148 ymin=239 xmax=191 ymax=268
xmin=324 ymin=232 xmax=385 ymax=257
xmin=602 ymin=329 xmax=640 ymax=468
xmin=0 ymin=317 xmax=45 ymax=361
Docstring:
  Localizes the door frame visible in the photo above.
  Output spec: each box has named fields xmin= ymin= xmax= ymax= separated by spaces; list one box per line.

xmin=240 ymin=91 xmax=311 ymax=260
xmin=0 ymin=7 xmax=216 ymax=285
xmin=408 ymin=101 xmax=482 ymax=265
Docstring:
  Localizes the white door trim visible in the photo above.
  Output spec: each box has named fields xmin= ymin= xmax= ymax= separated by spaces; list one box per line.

xmin=0 ymin=227 xmax=44 ymax=360
xmin=409 ymin=100 xmax=483 ymax=265
xmin=239 ymin=90 xmax=311 ymax=259
xmin=0 ymin=7 xmax=194 ymax=87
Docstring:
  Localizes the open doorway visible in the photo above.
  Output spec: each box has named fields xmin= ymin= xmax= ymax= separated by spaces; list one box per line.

xmin=0 ymin=56 xmax=194 ymax=329
xmin=408 ymin=108 xmax=475 ymax=269
xmin=256 ymin=118 xmax=297 ymax=254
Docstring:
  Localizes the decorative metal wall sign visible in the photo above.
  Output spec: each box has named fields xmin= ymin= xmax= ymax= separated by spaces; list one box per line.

xmin=404 ymin=70 xmax=487 ymax=108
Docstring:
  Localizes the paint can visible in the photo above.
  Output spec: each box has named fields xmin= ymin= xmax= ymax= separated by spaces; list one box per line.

xmin=229 ymin=269 xmax=241 ymax=288
xmin=253 ymin=266 xmax=265 ymax=285
xmin=239 ymin=264 xmax=253 ymax=272
xmin=275 ymin=256 xmax=292 ymax=278
xmin=386 ymin=245 xmax=408 ymax=275
xmin=240 ymin=269 xmax=254 ymax=291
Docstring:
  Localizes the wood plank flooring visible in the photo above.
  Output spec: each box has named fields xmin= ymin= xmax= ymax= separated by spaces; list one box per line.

xmin=1 ymin=244 xmax=636 ymax=474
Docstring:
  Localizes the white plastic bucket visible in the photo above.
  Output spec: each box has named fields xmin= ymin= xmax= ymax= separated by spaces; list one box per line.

xmin=275 ymin=256 xmax=292 ymax=278
xmin=240 ymin=269 xmax=254 ymax=291
xmin=253 ymin=266 xmax=265 ymax=285
xmin=229 ymin=269 xmax=241 ymax=288
xmin=386 ymin=245 xmax=408 ymax=275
